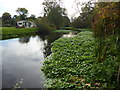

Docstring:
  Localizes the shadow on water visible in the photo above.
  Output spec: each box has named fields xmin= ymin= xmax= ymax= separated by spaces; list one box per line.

xmin=38 ymin=32 xmax=64 ymax=57
xmin=1 ymin=31 xmax=78 ymax=89
xmin=19 ymin=36 xmax=31 ymax=44
xmin=18 ymin=32 xmax=68 ymax=57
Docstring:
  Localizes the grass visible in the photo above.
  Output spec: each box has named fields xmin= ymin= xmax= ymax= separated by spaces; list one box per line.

xmin=75 ymin=28 xmax=92 ymax=31
xmin=54 ymin=28 xmax=92 ymax=33
xmin=1 ymin=27 xmax=38 ymax=35
xmin=60 ymin=27 xmax=75 ymax=30
xmin=53 ymin=30 xmax=72 ymax=33
xmin=60 ymin=27 xmax=92 ymax=31
xmin=0 ymin=27 xmax=38 ymax=40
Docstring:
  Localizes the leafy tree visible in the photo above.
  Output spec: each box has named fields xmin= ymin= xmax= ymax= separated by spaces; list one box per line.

xmin=93 ymin=2 xmax=120 ymax=61
xmin=72 ymin=16 xmax=84 ymax=28
xmin=81 ymin=2 xmax=95 ymax=27
xmin=35 ymin=16 xmax=56 ymax=33
xmin=62 ymin=16 xmax=70 ymax=27
xmin=10 ymin=18 xmax=16 ymax=27
xmin=92 ymin=2 xmax=120 ymax=87
xmin=42 ymin=0 xmax=67 ymax=29
xmin=2 ymin=12 xmax=11 ymax=27
xmin=10 ymin=15 xmax=20 ymax=27
xmin=72 ymin=1 xmax=95 ymax=28
xmin=16 ymin=8 xmax=28 ymax=20
xmin=10 ymin=15 xmax=22 ymax=26
xmin=29 ymin=14 xmax=36 ymax=20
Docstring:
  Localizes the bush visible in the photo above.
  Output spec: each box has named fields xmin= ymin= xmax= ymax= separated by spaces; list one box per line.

xmin=35 ymin=18 xmax=56 ymax=34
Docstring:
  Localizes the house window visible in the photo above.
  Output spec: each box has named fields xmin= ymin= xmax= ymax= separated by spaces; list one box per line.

xmin=18 ymin=23 xmax=22 ymax=25
xmin=29 ymin=22 xmax=31 ymax=27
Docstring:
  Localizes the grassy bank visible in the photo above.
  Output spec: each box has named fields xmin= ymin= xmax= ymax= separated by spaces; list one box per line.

xmin=1 ymin=27 xmax=38 ymax=35
xmin=60 ymin=27 xmax=92 ymax=31
xmin=53 ymin=28 xmax=91 ymax=33
xmin=42 ymin=31 xmax=118 ymax=88
xmin=0 ymin=27 xmax=38 ymax=40
xmin=53 ymin=30 xmax=72 ymax=33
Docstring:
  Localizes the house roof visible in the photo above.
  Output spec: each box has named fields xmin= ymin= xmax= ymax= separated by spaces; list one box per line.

xmin=17 ymin=20 xmax=34 ymax=23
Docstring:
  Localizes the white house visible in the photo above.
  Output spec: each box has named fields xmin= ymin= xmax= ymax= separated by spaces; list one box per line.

xmin=16 ymin=20 xmax=36 ymax=28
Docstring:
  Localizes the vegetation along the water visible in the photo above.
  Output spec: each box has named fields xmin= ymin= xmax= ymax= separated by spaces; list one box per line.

xmin=1 ymin=0 xmax=120 ymax=89
xmin=42 ymin=31 xmax=119 ymax=88
xmin=0 ymin=27 xmax=38 ymax=40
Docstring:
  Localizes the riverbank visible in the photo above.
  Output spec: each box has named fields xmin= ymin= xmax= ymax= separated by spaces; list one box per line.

xmin=0 ymin=27 xmax=88 ymax=40
xmin=0 ymin=27 xmax=38 ymax=40
xmin=42 ymin=31 xmax=118 ymax=88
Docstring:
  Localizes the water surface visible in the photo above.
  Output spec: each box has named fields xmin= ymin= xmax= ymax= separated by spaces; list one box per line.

xmin=1 ymin=32 xmax=78 ymax=89
xmin=2 ymin=36 xmax=45 ymax=88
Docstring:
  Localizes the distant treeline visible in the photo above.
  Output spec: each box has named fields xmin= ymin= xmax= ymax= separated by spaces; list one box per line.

xmin=1 ymin=0 xmax=95 ymax=30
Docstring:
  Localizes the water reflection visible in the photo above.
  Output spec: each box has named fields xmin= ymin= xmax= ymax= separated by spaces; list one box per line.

xmin=37 ymin=32 xmax=63 ymax=57
xmin=1 ymin=31 xmax=78 ymax=89
xmin=17 ymin=32 xmax=63 ymax=57
xmin=62 ymin=32 xmax=77 ymax=38
xmin=19 ymin=36 xmax=31 ymax=44
xmin=2 ymin=37 xmax=45 ymax=88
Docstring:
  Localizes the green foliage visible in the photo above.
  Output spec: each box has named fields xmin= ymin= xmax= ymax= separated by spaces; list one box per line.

xmin=16 ymin=8 xmax=28 ymax=20
xmin=42 ymin=0 xmax=67 ymax=29
xmin=2 ymin=12 xmax=12 ymax=27
xmin=92 ymin=2 xmax=120 ymax=87
xmin=60 ymin=27 xmax=75 ymax=30
xmin=72 ymin=1 xmax=95 ymax=28
xmin=16 ymin=8 xmax=28 ymax=15
xmin=35 ymin=17 xmax=56 ymax=33
xmin=62 ymin=16 xmax=70 ymax=27
xmin=92 ymin=2 xmax=120 ymax=63
xmin=53 ymin=28 xmax=91 ymax=33
xmin=28 ymin=14 xmax=36 ymax=20
xmin=93 ymin=2 xmax=120 ymax=37
xmin=59 ymin=27 xmax=91 ymax=31
xmin=42 ymin=31 xmax=119 ymax=88
xmin=1 ymin=27 xmax=37 ymax=34
xmin=53 ymin=30 xmax=72 ymax=33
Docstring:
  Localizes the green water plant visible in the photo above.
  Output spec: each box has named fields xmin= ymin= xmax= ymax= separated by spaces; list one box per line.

xmin=42 ymin=31 xmax=119 ymax=88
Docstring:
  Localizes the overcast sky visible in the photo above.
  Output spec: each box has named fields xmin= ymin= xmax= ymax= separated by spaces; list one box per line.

xmin=0 ymin=0 xmax=91 ymax=18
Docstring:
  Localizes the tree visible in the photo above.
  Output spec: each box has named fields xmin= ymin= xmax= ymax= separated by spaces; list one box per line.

xmin=2 ymin=12 xmax=11 ymax=27
xmin=71 ymin=17 xmax=82 ymax=28
xmin=29 ymin=14 xmax=36 ymax=20
xmin=92 ymin=2 xmax=120 ymax=87
xmin=35 ymin=16 xmax=56 ymax=33
xmin=42 ymin=0 xmax=67 ymax=29
xmin=81 ymin=2 xmax=95 ymax=27
xmin=93 ymin=2 xmax=120 ymax=61
xmin=72 ymin=1 xmax=95 ymax=28
xmin=10 ymin=15 xmax=18 ymax=27
xmin=16 ymin=8 xmax=28 ymax=20
xmin=62 ymin=16 xmax=70 ymax=27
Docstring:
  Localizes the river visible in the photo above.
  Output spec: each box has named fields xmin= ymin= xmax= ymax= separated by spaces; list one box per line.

xmin=0 ymin=32 xmax=77 ymax=89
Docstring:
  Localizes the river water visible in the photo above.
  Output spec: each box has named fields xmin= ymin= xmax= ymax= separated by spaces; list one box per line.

xmin=0 ymin=32 xmax=77 ymax=89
